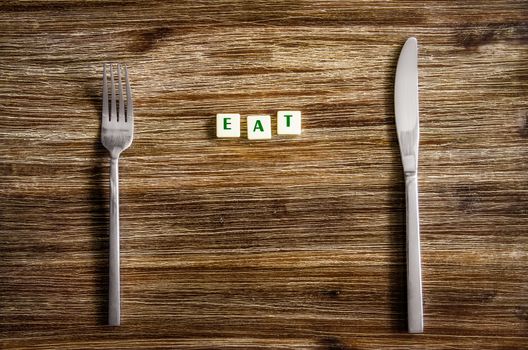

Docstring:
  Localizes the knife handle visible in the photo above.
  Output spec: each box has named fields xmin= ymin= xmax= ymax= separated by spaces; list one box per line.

xmin=405 ymin=172 xmax=423 ymax=333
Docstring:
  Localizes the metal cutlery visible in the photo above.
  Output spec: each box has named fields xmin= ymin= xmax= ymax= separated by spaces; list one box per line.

xmin=394 ymin=37 xmax=423 ymax=333
xmin=101 ymin=63 xmax=134 ymax=326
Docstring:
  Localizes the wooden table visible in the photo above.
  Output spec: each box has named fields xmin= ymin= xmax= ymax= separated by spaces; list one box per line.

xmin=1 ymin=1 xmax=527 ymax=349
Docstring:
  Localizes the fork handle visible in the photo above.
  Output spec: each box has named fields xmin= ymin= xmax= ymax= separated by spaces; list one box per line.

xmin=109 ymin=157 xmax=120 ymax=326
xmin=405 ymin=172 xmax=423 ymax=333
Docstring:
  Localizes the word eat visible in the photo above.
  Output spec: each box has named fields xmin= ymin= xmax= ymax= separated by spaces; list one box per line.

xmin=216 ymin=111 xmax=301 ymax=140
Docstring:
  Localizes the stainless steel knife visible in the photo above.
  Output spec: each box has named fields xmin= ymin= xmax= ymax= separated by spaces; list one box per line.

xmin=395 ymin=37 xmax=423 ymax=333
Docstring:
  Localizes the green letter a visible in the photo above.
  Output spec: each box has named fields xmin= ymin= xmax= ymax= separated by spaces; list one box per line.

xmin=253 ymin=120 xmax=264 ymax=132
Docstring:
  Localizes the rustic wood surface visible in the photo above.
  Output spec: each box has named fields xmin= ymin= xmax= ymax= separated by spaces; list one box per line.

xmin=1 ymin=1 xmax=527 ymax=349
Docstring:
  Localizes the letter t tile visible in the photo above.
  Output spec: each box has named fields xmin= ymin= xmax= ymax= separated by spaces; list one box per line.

xmin=277 ymin=111 xmax=301 ymax=135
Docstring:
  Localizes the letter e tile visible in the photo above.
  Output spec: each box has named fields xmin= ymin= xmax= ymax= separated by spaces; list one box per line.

xmin=216 ymin=113 xmax=241 ymax=138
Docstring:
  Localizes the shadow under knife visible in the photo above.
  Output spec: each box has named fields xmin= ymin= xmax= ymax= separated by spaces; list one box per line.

xmin=385 ymin=45 xmax=408 ymax=333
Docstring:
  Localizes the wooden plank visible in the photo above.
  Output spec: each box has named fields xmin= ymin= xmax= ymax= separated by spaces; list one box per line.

xmin=0 ymin=1 xmax=527 ymax=348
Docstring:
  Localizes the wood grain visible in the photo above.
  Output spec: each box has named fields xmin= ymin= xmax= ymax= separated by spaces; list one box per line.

xmin=1 ymin=1 xmax=527 ymax=349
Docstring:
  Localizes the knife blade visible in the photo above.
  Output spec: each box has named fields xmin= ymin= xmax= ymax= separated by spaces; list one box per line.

xmin=394 ymin=36 xmax=423 ymax=334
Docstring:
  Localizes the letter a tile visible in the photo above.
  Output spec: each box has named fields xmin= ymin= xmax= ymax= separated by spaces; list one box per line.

xmin=247 ymin=115 xmax=271 ymax=140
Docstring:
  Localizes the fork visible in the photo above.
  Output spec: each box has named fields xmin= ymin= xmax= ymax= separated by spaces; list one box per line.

xmin=101 ymin=63 xmax=134 ymax=326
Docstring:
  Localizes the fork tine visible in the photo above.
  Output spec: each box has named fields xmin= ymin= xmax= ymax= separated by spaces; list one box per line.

xmin=125 ymin=65 xmax=133 ymax=124
xmin=117 ymin=64 xmax=124 ymax=122
xmin=110 ymin=64 xmax=117 ymax=122
xmin=102 ymin=64 xmax=109 ymax=122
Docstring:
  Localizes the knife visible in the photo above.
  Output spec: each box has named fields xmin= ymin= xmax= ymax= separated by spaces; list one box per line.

xmin=395 ymin=37 xmax=423 ymax=333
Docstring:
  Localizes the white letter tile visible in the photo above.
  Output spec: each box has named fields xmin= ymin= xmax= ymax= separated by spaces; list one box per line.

xmin=247 ymin=115 xmax=272 ymax=140
xmin=277 ymin=111 xmax=301 ymax=135
xmin=216 ymin=113 xmax=240 ymax=138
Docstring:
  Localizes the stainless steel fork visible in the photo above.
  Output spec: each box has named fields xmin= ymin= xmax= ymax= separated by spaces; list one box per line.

xmin=101 ymin=63 xmax=134 ymax=326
